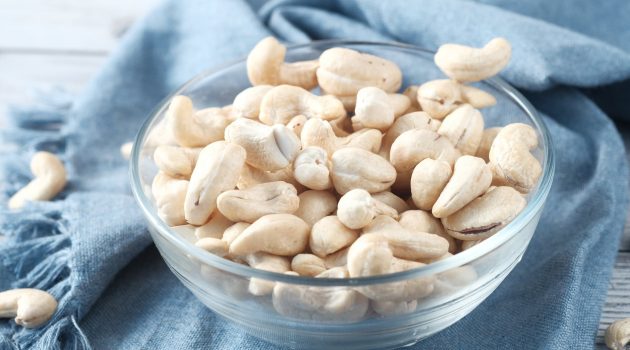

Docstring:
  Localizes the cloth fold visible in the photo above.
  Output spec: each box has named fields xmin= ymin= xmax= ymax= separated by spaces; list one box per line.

xmin=1 ymin=0 xmax=629 ymax=349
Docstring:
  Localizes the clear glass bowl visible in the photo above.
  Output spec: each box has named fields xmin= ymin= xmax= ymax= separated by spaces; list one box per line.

xmin=130 ymin=41 xmax=555 ymax=350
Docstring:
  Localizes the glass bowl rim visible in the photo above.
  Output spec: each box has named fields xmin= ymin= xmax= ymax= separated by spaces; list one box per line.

xmin=130 ymin=39 xmax=555 ymax=287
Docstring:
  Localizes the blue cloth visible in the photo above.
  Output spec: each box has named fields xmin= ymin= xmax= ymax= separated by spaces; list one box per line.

xmin=1 ymin=0 xmax=629 ymax=348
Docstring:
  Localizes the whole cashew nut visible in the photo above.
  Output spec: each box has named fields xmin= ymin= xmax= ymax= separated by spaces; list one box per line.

xmin=166 ymin=95 xmax=228 ymax=147
xmin=293 ymin=147 xmax=332 ymax=190
xmin=432 ymin=155 xmax=492 ymax=218
xmin=402 ymin=85 xmax=421 ymax=112
xmin=287 ymin=115 xmax=308 ymax=137
xmin=489 ymin=123 xmax=542 ymax=193
xmin=231 ymin=85 xmax=273 ymax=119
xmin=153 ymin=145 xmax=201 ymax=179
xmin=371 ymin=299 xmax=417 ymax=316
xmin=195 ymin=237 xmax=229 ymax=257
xmin=399 ymin=210 xmax=457 ymax=254
xmin=0 ymin=289 xmax=57 ymax=328
xmin=389 ymin=129 xmax=460 ymax=173
xmin=291 ymin=254 xmax=327 ymax=277
xmin=259 ymin=85 xmax=346 ymax=125
xmin=272 ymin=267 xmax=369 ymax=322
xmin=184 ymin=141 xmax=246 ymax=225
xmin=461 ymin=239 xmax=485 ymax=251
xmin=438 ymin=104 xmax=485 ymax=155
xmin=371 ymin=191 xmax=409 ymax=214
xmin=434 ymin=37 xmax=512 ymax=83
xmin=475 ymin=127 xmax=502 ymax=162
xmin=323 ymin=247 xmax=349 ymax=269
xmin=195 ymin=211 xmax=234 ymax=239
xmin=410 ymin=159 xmax=453 ymax=211
xmin=352 ymin=87 xmax=410 ymax=131
xmin=229 ymin=214 xmax=310 ymax=256
xmin=380 ymin=112 xmax=441 ymax=159
xmin=236 ymin=164 xmax=303 ymax=191
xmin=331 ymin=148 xmax=396 ymax=194
xmin=217 ymin=181 xmax=299 ymax=223
xmin=9 ymin=152 xmax=67 ymax=209
xmin=337 ymin=189 xmax=398 ymax=230
xmin=367 ymin=218 xmax=450 ymax=260
xmin=606 ymin=318 xmax=630 ymax=350
xmin=317 ymin=47 xmax=402 ymax=96
xmin=301 ymin=118 xmax=382 ymax=155
xmin=293 ymin=190 xmax=337 ymax=227
xmin=243 ymin=252 xmax=291 ymax=296
xmin=417 ymin=79 xmax=496 ymax=120
xmin=310 ymin=215 xmax=359 ymax=257
xmin=442 ymin=186 xmax=526 ymax=240
xmin=225 ymin=118 xmax=301 ymax=171
xmin=152 ymin=172 xmax=188 ymax=226
xmin=247 ymin=37 xmax=319 ymax=90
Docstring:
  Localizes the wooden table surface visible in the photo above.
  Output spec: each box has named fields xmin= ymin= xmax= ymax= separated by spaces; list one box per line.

xmin=0 ymin=1 xmax=627 ymax=348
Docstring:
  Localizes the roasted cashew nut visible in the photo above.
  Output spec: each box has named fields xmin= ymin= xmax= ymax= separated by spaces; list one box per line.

xmin=417 ymin=79 xmax=496 ymax=120
xmin=225 ymin=118 xmax=301 ymax=171
xmin=489 ymin=123 xmax=542 ymax=193
xmin=310 ymin=215 xmax=359 ymax=258
xmin=258 ymin=85 xmax=346 ymax=125
xmin=153 ymin=145 xmax=201 ymax=179
xmin=442 ymin=186 xmax=526 ymax=240
xmin=166 ymin=95 xmax=228 ymax=147
xmin=293 ymin=147 xmax=332 ymax=190
xmin=217 ymin=181 xmax=299 ymax=223
xmin=9 ymin=152 xmax=67 ymax=209
xmin=434 ymin=37 xmax=511 ymax=83
xmin=0 ymin=288 xmax=57 ymax=328
xmin=432 ymin=155 xmax=492 ymax=218
xmin=247 ymin=37 xmax=319 ymax=90
xmin=184 ymin=141 xmax=246 ymax=225
xmin=337 ymin=189 xmax=398 ymax=230
xmin=331 ymin=148 xmax=396 ymax=194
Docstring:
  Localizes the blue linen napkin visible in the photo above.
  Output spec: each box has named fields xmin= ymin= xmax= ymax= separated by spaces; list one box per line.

xmin=2 ymin=0 xmax=630 ymax=348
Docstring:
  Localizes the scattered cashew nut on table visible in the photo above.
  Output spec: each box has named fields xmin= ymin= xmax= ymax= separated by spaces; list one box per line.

xmin=9 ymin=152 xmax=67 ymax=209
xmin=0 ymin=289 xmax=58 ymax=328
xmin=144 ymin=35 xmax=544 ymax=321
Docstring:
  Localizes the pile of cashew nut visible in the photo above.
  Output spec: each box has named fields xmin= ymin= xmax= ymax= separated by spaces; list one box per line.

xmin=147 ymin=36 xmax=542 ymax=320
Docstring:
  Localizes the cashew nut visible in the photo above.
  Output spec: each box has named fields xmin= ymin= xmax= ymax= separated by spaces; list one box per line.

xmin=259 ymin=85 xmax=346 ymax=125
xmin=9 ymin=152 xmax=67 ymax=209
xmin=120 ymin=142 xmax=133 ymax=160
xmin=217 ymin=181 xmax=299 ymax=223
xmin=337 ymin=189 xmax=398 ymax=230
xmin=371 ymin=191 xmax=409 ymax=214
xmin=489 ymin=123 xmax=542 ymax=193
xmin=195 ymin=211 xmax=234 ymax=239
xmin=291 ymin=254 xmax=327 ymax=277
xmin=461 ymin=239 xmax=484 ymax=251
xmin=310 ymin=216 xmax=359 ymax=257
xmin=438 ymin=104 xmax=485 ymax=155
xmin=222 ymin=222 xmax=250 ymax=246
xmin=225 ymin=118 xmax=301 ymax=171
xmin=184 ymin=141 xmax=246 ymax=225
xmin=287 ymin=115 xmax=307 ymax=137
xmin=606 ymin=318 xmax=630 ymax=350
xmin=432 ymin=260 xmax=478 ymax=296
xmin=231 ymin=85 xmax=273 ymax=119
xmin=433 ymin=155 xmax=492 ymax=218
xmin=317 ymin=47 xmax=402 ymax=96
xmin=331 ymin=148 xmax=396 ymax=194
xmin=272 ymin=267 xmax=369 ymax=322
xmin=247 ymin=37 xmax=319 ymax=90
xmin=417 ymin=79 xmax=496 ymax=120
xmin=166 ymin=95 xmax=228 ymax=147
xmin=399 ymin=210 xmax=457 ymax=254
xmin=329 ymin=115 xmax=352 ymax=136
xmin=367 ymin=220 xmax=450 ymax=260
xmin=195 ymin=237 xmax=229 ymax=257
xmin=229 ymin=214 xmax=310 ymax=256
xmin=236 ymin=164 xmax=303 ymax=191
xmin=389 ymin=129 xmax=460 ymax=173
xmin=475 ymin=127 xmax=502 ymax=162
xmin=153 ymin=145 xmax=200 ymax=179
xmin=347 ymin=234 xmax=393 ymax=278
xmin=293 ymin=147 xmax=332 ymax=190
xmin=171 ymin=224 xmax=198 ymax=243
xmin=434 ymin=37 xmax=511 ymax=83
xmin=0 ymin=289 xmax=57 ymax=328
xmin=323 ymin=247 xmax=349 ymax=268
xmin=293 ymin=190 xmax=337 ymax=227
xmin=410 ymin=158 xmax=453 ymax=211
xmin=352 ymin=87 xmax=410 ymax=131
xmin=371 ymin=299 xmax=417 ymax=316
xmin=152 ymin=172 xmax=188 ymax=226
xmin=244 ymin=252 xmax=291 ymax=296
xmin=402 ymin=85 xmax=421 ymax=112
xmin=301 ymin=118 xmax=382 ymax=155
xmin=442 ymin=186 xmax=526 ymax=240
xmin=380 ymin=112 xmax=441 ymax=159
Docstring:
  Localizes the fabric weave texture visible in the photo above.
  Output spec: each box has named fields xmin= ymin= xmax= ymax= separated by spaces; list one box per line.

xmin=1 ymin=0 xmax=630 ymax=349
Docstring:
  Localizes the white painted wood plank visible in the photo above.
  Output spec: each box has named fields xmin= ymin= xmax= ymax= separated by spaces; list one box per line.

xmin=0 ymin=0 xmax=157 ymax=53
